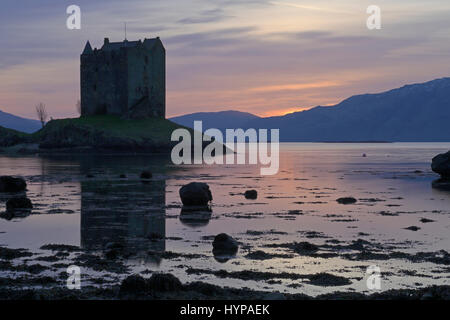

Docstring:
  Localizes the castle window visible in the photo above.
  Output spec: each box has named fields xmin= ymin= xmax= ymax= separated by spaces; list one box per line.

xmin=93 ymin=84 xmax=97 ymax=92
xmin=145 ymin=56 xmax=149 ymax=65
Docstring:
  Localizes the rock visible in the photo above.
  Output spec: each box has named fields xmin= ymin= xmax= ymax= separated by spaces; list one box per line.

xmin=308 ymin=273 xmax=351 ymax=287
xmin=431 ymin=151 xmax=450 ymax=178
xmin=420 ymin=218 xmax=435 ymax=223
xmin=212 ymin=233 xmax=239 ymax=254
xmin=0 ymin=176 xmax=27 ymax=193
xmin=292 ymin=241 xmax=319 ymax=254
xmin=336 ymin=197 xmax=357 ymax=204
xmin=147 ymin=273 xmax=182 ymax=292
xmin=431 ymin=178 xmax=450 ymax=191
xmin=6 ymin=197 xmax=33 ymax=211
xmin=140 ymin=171 xmax=152 ymax=179
xmin=404 ymin=226 xmax=421 ymax=231
xmin=179 ymin=182 xmax=212 ymax=206
xmin=119 ymin=275 xmax=148 ymax=295
xmin=244 ymin=190 xmax=257 ymax=199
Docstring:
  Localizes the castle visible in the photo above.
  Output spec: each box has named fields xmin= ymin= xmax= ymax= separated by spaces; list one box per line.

xmin=80 ymin=37 xmax=165 ymax=119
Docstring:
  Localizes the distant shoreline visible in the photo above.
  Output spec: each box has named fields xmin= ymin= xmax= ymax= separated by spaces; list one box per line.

xmin=319 ymin=141 xmax=392 ymax=143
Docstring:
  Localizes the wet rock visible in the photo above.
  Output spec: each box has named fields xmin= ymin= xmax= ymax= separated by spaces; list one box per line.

xmin=119 ymin=275 xmax=148 ymax=295
xmin=140 ymin=171 xmax=152 ymax=179
xmin=292 ymin=241 xmax=319 ymax=255
xmin=308 ymin=273 xmax=351 ymax=287
xmin=179 ymin=182 xmax=212 ymax=206
xmin=245 ymin=250 xmax=294 ymax=260
xmin=244 ymin=190 xmax=258 ymax=199
xmin=432 ymin=178 xmax=450 ymax=191
xmin=336 ymin=197 xmax=357 ymax=204
xmin=6 ymin=197 xmax=32 ymax=212
xmin=0 ymin=247 xmax=33 ymax=260
xmin=404 ymin=226 xmax=421 ymax=231
xmin=0 ymin=176 xmax=27 ymax=193
xmin=0 ymin=210 xmax=29 ymax=221
xmin=431 ymin=150 xmax=450 ymax=178
xmin=212 ymin=233 xmax=239 ymax=255
xmin=148 ymin=273 xmax=182 ymax=292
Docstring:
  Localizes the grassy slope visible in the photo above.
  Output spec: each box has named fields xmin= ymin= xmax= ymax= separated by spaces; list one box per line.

xmin=0 ymin=126 xmax=29 ymax=147
xmin=0 ymin=125 xmax=28 ymax=137
xmin=33 ymin=115 xmax=189 ymax=144
xmin=1 ymin=115 xmax=192 ymax=152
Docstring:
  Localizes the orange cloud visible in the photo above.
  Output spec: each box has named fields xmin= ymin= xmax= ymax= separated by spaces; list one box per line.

xmin=248 ymin=81 xmax=340 ymax=93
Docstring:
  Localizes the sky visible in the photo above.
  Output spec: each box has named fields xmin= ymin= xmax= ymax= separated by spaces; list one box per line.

xmin=0 ymin=0 xmax=450 ymax=119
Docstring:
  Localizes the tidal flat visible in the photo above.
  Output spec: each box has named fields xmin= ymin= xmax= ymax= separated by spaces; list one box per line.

xmin=0 ymin=143 xmax=449 ymax=299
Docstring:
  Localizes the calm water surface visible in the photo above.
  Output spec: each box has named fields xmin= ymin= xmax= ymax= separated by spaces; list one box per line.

xmin=0 ymin=143 xmax=449 ymax=295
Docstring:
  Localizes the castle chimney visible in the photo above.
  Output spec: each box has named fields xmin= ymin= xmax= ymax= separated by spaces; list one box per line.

xmin=104 ymin=38 xmax=110 ymax=45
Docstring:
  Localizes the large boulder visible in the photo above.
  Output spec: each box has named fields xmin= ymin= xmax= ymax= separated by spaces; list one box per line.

xmin=119 ymin=275 xmax=148 ymax=295
xmin=6 ymin=197 xmax=32 ymax=211
xmin=244 ymin=190 xmax=258 ymax=199
xmin=119 ymin=273 xmax=183 ymax=296
xmin=432 ymin=151 xmax=450 ymax=178
xmin=179 ymin=182 xmax=212 ymax=206
xmin=147 ymin=273 xmax=182 ymax=292
xmin=212 ymin=233 xmax=239 ymax=254
xmin=0 ymin=176 xmax=27 ymax=193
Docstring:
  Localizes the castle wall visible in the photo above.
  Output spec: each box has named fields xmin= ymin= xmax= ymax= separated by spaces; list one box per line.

xmin=126 ymin=41 xmax=165 ymax=118
xmin=80 ymin=38 xmax=165 ymax=119
xmin=81 ymin=50 xmax=128 ymax=116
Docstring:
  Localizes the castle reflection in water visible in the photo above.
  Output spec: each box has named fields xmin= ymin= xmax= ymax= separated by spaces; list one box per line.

xmin=80 ymin=178 xmax=166 ymax=256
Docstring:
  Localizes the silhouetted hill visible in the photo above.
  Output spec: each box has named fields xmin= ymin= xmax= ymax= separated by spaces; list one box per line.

xmin=0 ymin=109 xmax=41 ymax=133
xmin=171 ymin=78 xmax=450 ymax=142
xmin=170 ymin=110 xmax=260 ymax=131
xmin=246 ymin=77 xmax=450 ymax=142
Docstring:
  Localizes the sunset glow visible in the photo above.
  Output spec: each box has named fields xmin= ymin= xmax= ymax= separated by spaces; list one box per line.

xmin=1 ymin=0 xmax=450 ymax=119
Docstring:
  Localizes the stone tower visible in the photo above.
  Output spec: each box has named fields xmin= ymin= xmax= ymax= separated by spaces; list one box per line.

xmin=80 ymin=37 xmax=165 ymax=119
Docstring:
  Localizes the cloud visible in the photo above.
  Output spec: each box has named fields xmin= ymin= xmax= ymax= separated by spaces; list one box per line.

xmin=178 ymin=8 xmax=233 ymax=24
xmin=248 ymin=81 xmax=341 ymax=93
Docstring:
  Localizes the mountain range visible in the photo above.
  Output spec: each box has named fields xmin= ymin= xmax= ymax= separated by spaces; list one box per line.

xmin=0 ymin=109 xmax=41 ymax=133
xmin=2 ymin=77 xmax=450 ymax=141
xmin=170 ymin=77 xmax=450 ymax=142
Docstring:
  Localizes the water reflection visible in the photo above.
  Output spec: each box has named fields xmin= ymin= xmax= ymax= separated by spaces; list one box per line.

xmin=75 ymin=154 xmax=174 ymax=261
xmin=179 ymin=205 xmax=212 ymax=228
xmin=80 ymin=179 xmax=166 ymax=256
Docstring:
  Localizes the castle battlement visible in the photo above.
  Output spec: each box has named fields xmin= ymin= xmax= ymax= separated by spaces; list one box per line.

xmin=80 ymin=37 xmax=165 ymax=119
